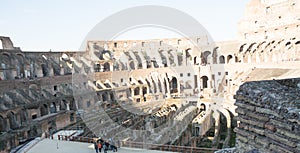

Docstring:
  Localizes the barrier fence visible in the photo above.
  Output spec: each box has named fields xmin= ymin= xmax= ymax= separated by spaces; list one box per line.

xmin=55 ymin=135 xmax=218 ymax=153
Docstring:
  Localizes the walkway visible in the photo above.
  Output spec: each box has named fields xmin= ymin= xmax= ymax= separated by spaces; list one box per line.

xmin=26 ymin=139 xmax=175 ymax=153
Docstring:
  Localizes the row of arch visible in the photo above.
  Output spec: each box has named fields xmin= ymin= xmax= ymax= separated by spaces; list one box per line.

xmin=0 ymin=99 xmax=75 ymax=133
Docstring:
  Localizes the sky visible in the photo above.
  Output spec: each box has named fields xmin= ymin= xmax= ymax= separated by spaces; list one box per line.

xmin=0 ymin=0 xmax=249 ymax=51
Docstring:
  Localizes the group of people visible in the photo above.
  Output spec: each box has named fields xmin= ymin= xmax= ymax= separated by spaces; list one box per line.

xmin=94 ymin=138 xmax=118 ymax=153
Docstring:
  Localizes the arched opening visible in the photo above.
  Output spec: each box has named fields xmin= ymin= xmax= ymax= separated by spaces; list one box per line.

xmin=60 ymin=100 xmax=67 ymax=110
xmin=50 ymin=102 xmax=57 ymax=113
xmin=102 ymin=93 xmax=108 ymax=102
xmin=129 ymin=61 xmax=135 ymax=70
xmin=103 ymin=62 xmax=110 ymax=72
xmin=194 ymin=56 xmax=199 ymax=65
xmin=40 ymin=104 xmax=48 ymax=116
xmin=16 ymin=54 xmax=25 ymax=78
xmin=201 ymin=76 xmax=209 ymax=89
xmin=19 ymin=109 xmax=27 ymax=125
xmin=200 ymin=103 xmax=206 ymax=112
xmin=219 ymin=56 xmax=225 ymax=64
xmin=41 ymin=63 xmax=49 ymax=77
xmin=159 ymin=51 xmax=168 ymax=67
xmin=170 ymin=77 xmax=178 ymax=94
xmin=7 ymin=112 xmax=19 ymax=130
xmin=1 ymin=53 xmax=12 ymax=80
xmin=142 ymin=87 xmax=147 ymax=95
xmin=134 ymin=87 xmax=140 ymax=96
xmin=0 ymin=115 xmax=7 ymax=132
xmin=202 ymin=51 xmax=211 ymax=65
xmin=235 ymin=56 xmax=239 ymax=63
xmin=227 ymin=55 xmax=233 ymax=64
xmin=142 ymin=87 xmax=147 ymax=101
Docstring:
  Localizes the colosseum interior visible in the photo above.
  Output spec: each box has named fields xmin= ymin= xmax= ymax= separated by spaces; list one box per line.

xmin=0 ymin=0 xmax=300 ymax=153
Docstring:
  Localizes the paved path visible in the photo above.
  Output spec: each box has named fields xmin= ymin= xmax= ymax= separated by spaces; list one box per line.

xmin=27 ymin=139 xmax=175 ymax=153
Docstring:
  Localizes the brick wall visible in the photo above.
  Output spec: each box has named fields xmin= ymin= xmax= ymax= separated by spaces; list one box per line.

xmin=234 ymin=78 xmax=300 ymax=153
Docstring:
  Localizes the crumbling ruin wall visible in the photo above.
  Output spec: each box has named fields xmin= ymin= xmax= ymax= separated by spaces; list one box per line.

xmin=234 ymin=78 xmax=300 ymax=153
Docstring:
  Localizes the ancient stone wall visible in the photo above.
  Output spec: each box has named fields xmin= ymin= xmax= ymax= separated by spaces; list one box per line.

xmin=234 ymin=78 xmax=300 ymax=153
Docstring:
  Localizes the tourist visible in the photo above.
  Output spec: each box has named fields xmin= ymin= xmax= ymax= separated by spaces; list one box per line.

xmin=111 ymin=144 xmax=118 ymax=152
xmin=102 ymin=142 xmax=107 ymax=153
xmin=94 ymin=141 xmax=99 ymax=153
xmin=98 ymin=142 xmax=102 ymax=152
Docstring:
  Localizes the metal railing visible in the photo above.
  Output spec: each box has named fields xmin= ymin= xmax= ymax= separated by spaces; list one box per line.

xmin=55 ymin=135 xmax=218 ymax=153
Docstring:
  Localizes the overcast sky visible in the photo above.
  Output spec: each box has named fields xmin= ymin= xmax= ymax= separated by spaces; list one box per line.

xmin=0 ymin=0 xmax=249 ymax=51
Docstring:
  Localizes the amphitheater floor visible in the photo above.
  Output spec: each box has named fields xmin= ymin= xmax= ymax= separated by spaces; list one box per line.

xmin=27 ymin=139 xmax=175 ymax=153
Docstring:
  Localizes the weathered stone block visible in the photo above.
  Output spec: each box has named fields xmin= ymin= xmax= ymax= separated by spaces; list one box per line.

xmin=236 ymin=116 xmax=265 ymax=128
xmin=234 ymin=128 xmax=256 ymax=140
xmin=269 ymin=119 xmax=293 ymax=131
xmin=276 ymin=128 xmax=300 ymax=141
xmin=236 ymin=135 xmax=248 ymax=143
xmin=248 ymin=126 xmax=265 ymax=136
xmin=256 ymin=107 xmax=283 ymax=119
xmin=264 ymin=123 xmax=276 ymax=132
xmin=235 ymin=101 xmax=255 ymax=111
xmin=265 ymin=131 xmax=297 ymax=148
xmin=255 ymin=136 xmax=270 ymax=148
xmin=238 ymin=122 xmax=249 ymax=130
xmin=247 ymin=111 xmax=269 ymax=122
xmin=236 ymin=107 xmax=246 ymax=115
xmin=270 ymin=144 xmax=294 ymax=153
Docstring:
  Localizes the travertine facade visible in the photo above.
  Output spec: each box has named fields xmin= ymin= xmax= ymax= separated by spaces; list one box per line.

xmin=1 ymin=0 xmax=300 ymax=152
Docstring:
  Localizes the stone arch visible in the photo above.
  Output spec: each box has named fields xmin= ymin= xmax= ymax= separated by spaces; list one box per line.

xmin=200 ymin=103 xmax=206 ymax=112
xmin=134 ymin=87 xmax=140 ymax=96
xmin=129 ymin=60 xmax=135 ymax=70
xmin=60 ymin=100 xmax=67 ymax=110
xmin=194 ymin=56 xmax=200 ymax=65
xmin=0 ymin=115 xmax=7 ymax=132
xmin=170 ymin=77 xmax=178 ymax=94
xmin=103 ymin=62 xmax=110 ymax=72
xmin=102 ymin=93 xmax=109 ymax=102
xmin=219 ymin=55 xmax=225 ymax=64
xmin=49 ymin=102 xmax=57 ymax=113
xmin=40 ymin=104 xmax=49 ymax=116
xmin=41 ymin=54 xmax=49 ymax=77
xmin=227 ymin=55 xmax=233 ymax=64
xmin=7 ymin=111 xmax=19 ymax=130
xmin=19 ymin=109 xmax=28 ymax=125
xmin=202 ymin=51 xmax=211 ymax=65
xmin=1 ymin=53 xmax=12 ymax=80
xmin=100 ymin=50 xmax=112 ymax=60
xmin=15 ymin=54 xmax=25 ymax=78
xmin=201 ymin=76 xmax=209 ymax=89
xmin=159 ymin=50 xmax=168 ymax=67
xmin=185 ymin=48 xmax=192 ymax=59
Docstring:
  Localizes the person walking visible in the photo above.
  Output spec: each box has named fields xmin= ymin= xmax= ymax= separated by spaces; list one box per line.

xmin=103 ymin=142 xmax=107 ymax=153
xmin=98 ymin=142 xmax=102 ymax=152
xmin=94 ymin=141 xmax=99 ymax=153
